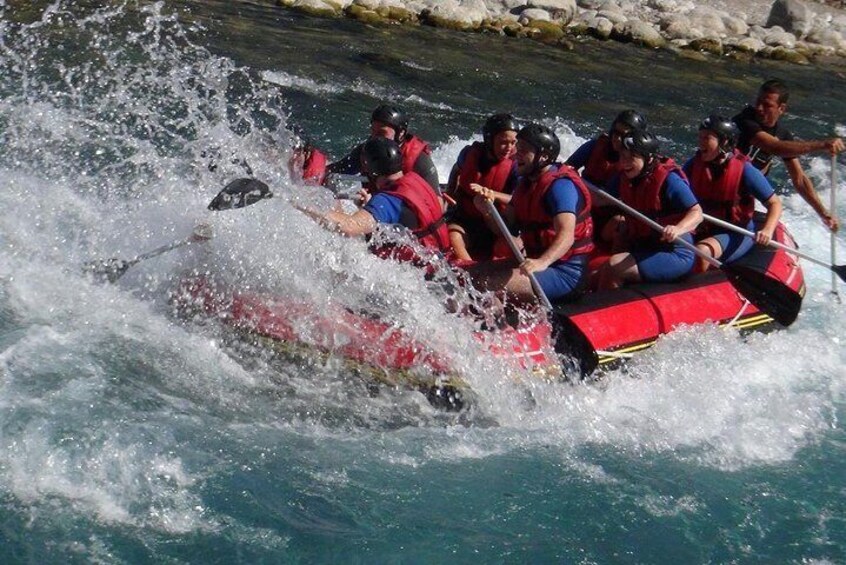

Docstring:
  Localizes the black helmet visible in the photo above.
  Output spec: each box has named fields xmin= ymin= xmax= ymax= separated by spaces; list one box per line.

xmin=371 ymin=104 xmax=408 ymax=132
xmin=699 ymin=114 xmax=738 ymax=152
xmin=621 ymin=129 xmax=660 ymax=159
xmin=517 ymin=123 xmax=560 ymax=164
xmin=612 ymin=110 xmax=647 ymax=132
xmin=361 ymin=137 xmax=403 ymax=177
xmin=482 ymin=113 xmax=520 ymax=148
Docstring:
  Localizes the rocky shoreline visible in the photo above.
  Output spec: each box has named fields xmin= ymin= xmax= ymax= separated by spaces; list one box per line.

xmin=273 ymin=0 xmax=846 ymax=65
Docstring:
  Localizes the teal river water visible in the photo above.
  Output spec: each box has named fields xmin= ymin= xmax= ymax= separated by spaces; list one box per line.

xmin=0 ymin=1 xmax=844 ymax=562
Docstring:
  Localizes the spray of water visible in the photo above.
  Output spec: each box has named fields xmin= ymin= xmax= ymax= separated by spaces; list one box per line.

xmin=0 ymin=1 xmax=844 ymax=541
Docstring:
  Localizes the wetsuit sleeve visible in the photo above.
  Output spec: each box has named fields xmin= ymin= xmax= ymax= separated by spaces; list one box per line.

xmin=663 ymin=171 xmax=699 ymax=211
xmin=543 ymin=178 xmax=580 ymax=216
xmin=681 ymin=156 xmax=694 ymax=177
xmin=740 ymin=161 xmax=776 ymax=202
xmin=363 ymin=193 xmax=404 ymax=224
xmin=325 ymin=144 xmax=363 ymax=175
xmin=564 ymin=139 xmax=596 ymax=170
xmin=503 ymin=161 xmax=519 ymax=194
xmin=413 ymin=152 xmax=441 ymax=195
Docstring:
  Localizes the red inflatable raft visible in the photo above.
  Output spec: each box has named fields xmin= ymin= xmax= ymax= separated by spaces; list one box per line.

xmin=552 ymin=218 xmax=805 ymax=372
xmin=172 ymin=217 xmax=804 ymax=405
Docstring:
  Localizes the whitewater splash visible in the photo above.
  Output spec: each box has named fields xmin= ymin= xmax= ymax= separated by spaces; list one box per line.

xmin=0 ymin=2 xmax=844 ymax=548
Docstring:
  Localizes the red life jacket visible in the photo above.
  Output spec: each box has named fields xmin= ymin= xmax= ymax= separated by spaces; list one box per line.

xmin=400 ymin=135 xmax=431 ymax=175
xmin=583 ymin=134 xmax=620 ymax=186
xmin=382 ymin=172 xmax=450 ymax=251
xmin=454 ymin=142 xmax=515 ymax=220
xmin=619 ymin=158 xmax=691 ymax=243
xmin=302 ymin=148 xmax=327 ymax=186
xmin=510 ymin=164 xmax=594 ymax=261
xmin=688 ymin=150 xmax=754 ymax=230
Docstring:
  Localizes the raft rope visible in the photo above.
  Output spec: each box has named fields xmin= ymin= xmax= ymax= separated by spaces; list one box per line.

xmin=724 ymin=298 xmax=752 ymax=329
xmin=595 ymin=349 xmax=634 ymax=359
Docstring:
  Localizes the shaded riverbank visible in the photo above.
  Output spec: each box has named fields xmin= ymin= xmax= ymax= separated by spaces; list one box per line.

xmin=269 ymin=0 xmax=846 ymax=67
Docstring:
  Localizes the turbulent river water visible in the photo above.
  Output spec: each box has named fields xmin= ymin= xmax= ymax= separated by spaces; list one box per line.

xmin=1 ymin=1 xmax=844 ymax=562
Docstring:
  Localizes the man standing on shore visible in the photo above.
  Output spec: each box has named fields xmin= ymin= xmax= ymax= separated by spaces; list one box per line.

xmin=733 ymin=79 xmax=844 ymax=232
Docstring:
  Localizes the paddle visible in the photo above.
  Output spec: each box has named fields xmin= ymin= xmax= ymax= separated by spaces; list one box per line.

xmin=831 ymin=155 xmax=840 ymax=298
xmin=588 ymin=184 xmax=803 ymax=327
xmin=207 ymin=177 xmax=272 ymax=211
xmin=482 ymin=199 xmax=554 ymax=310
xmin=702 ymin=213 xmax=846 ymax=283
xmin=86 ymin=178 xmax=271 ymax=282
xmin=84 ymin=230 xmax=209 ymax=283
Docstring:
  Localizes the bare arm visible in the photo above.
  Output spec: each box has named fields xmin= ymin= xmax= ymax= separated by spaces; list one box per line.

xmin=661 ymin=204 xmax=703 ymax=243
xmin=323 ymin=208 xmax=378 ymax=237
xmin=751 ymin=131 xmax=844 ymax=159
xmin=296 ymin=204 xmax=377 ymax=237
xmin=474 ymin=193 xmax=519 ymax=244
xmin=785 ymin=157 xmax=839 ymax=232
xmin=756 ymin=194 xmax=783 ymax=245
xmin=522 ymin=212 xmax=575 ymax=273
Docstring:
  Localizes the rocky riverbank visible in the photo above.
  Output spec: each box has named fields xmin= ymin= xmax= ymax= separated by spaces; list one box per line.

xmin=273 ymin=0 xmax=846 ymax=65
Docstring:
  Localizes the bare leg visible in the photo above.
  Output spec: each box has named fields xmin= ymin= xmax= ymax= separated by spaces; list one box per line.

xmin=600 ymin=214 xmax=626 ymax=245
xmin=598 ymin=252 xmax=640 ymax=290
xmin=466 ymin=260 xmax=537 ymax=304
xmin=448 ymin=223 xmax=472 ymax=261
xmin=695 ymin=237 xmax=722 ymax=273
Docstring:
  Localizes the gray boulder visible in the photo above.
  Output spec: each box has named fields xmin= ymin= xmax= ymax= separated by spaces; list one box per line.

xmin=519 ymin=8 xmax=553 ymax=23
xmin=613 ymin=20 xmax=666 ymax=47
xmin=688 ymin=7 xmax=726 ymax=36
xmin=598 ymin=9 xmax=628 ymax=24
xmin=764 ymin=29 xmax=797 ymax=47
xmin=647 ymin=0 xmax=681 ymax=12
xmin=577 ymin=0 xmax=605 ymax=9
xmin=589 ymin=16 xmax=615 ymax=38
xmin=766 ymin=0 xmax=814 ymax=38
xmin=528 ymin=0 xmax=577 ymax=20
xmin=807 ymin=27 xmax=846 ymax=49
xmin=722 ymin=14 xmax=749 ymax=36
xmin=665 ymin=19 xmax=702 ymax=40
xmin=487 ymin=0 xmax=526 ymax=9
xmin=731 ymin=36 xmax=766 ymax=52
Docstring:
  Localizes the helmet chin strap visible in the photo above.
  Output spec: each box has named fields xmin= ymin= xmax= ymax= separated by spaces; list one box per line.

xmin=530 ymin=152 xmax=550 ymax=174
xmin=632 ymin=155 xmax=655 ymax=183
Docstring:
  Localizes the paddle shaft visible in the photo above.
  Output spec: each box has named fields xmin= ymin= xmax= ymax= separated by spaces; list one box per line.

xmin=483 ymin=200 xmax=554 ymax=310
xmin=130 ymin=237 xmax=195 ymax=266
xmin=588 ymin=181 xmax=803 ymax=327
xmin=589 ymin=185 xmax=722 ymax=269
xmin=702 ymin=213 xmax=846 ymax=281
xmin=832 ymin=155 xmax=839 ymax=294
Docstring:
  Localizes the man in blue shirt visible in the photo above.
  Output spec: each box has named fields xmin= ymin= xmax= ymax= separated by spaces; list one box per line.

xmin=469 ymin=124 xmax=594 ymax=303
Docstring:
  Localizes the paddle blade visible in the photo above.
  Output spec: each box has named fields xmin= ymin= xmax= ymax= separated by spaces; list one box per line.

xmin=832 ymin=263 xmax=846 ymax=283
xmin=83 ymin=258 xmax=134 ymax=283
xmin=208 ymin=178 xmax=272 ymax=211
xmin=723 ymin=264 xmax=803 ymax=327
